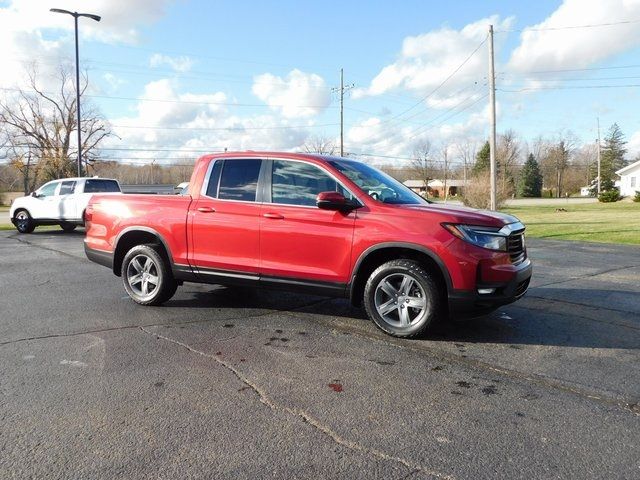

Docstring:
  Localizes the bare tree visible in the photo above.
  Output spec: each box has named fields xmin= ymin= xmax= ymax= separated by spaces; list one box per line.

xmin=302 ymin=135 xmax=337 ymax=155
xmin=454 ymin=140 xmax=477 ymax=186
xmin=0 ymin=66 xmax=112 ymax=189
xmin=441 ymin=144 xmax=449 ymax=202
xmin=497 ymin=129 xmax=520 ymax=195
xmin=540 ymin=131 xmax=577 ymax=197
xmin=410 ymin=140 xmax=433 ymax=197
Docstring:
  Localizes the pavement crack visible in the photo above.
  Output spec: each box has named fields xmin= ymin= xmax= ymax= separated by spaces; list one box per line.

xmin=307 ymin=316 xmax=640 ymax=416
xmin=140 ymin=326 xmax=455 ymax=480
xmin=534 ymin=263 xmax=640 ymax=289
xmin=521 ymin=295 xmax=640 ymax=327
xmin=0 ymin=297 xmax=334 ymax=348
xmin=7 ymin=233 xmax=85 ymax=260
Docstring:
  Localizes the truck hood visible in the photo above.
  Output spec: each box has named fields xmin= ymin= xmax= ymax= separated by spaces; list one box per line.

xmin=402 ymin=202 xmax=520 ymax=227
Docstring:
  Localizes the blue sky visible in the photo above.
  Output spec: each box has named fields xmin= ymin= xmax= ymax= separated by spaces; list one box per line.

xmin=2 ymin=0 xmax=640 ymax=167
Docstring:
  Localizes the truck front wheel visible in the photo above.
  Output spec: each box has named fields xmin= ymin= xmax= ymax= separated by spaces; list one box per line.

xmin=363 ymin=259 xmax=442 ymax=338
xmin=121 ymin=244 xmax=177 ymax=306
xmin=14 ymin=209 xmax=35 ymax=234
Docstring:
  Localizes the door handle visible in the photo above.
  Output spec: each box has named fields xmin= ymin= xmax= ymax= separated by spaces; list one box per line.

xmin=263 ymin=212 xmax=284 ymax=219
xmin=197 ymin=206 xmax=216 ymax=213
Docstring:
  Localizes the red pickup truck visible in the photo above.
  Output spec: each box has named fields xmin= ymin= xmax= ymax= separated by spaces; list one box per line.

xmin=85 ymin=152 xmax=531 ymax=337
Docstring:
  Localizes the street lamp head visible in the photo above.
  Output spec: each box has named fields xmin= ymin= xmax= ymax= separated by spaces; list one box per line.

xmin=79 ymin=13 xmax=101 ymax=22
xmin=50 ymin=9 xmax=101 ymax=22
xmin=50 ymin=8 xmax=74 ymax=15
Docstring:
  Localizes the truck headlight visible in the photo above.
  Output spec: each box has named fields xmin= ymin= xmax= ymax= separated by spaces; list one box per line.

xmin=442 ymin=223 xmax=507 ymax=251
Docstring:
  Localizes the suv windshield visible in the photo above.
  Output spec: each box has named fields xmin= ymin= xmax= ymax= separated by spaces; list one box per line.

xmin=328 ymin=160 xmax=427 ymax=205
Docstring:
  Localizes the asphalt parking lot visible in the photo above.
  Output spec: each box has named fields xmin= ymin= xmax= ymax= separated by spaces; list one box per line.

xmin=1 ymin=230 xmax=639 ymax=479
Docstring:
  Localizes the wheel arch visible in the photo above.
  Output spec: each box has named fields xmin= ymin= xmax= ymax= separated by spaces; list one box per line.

xmin=349 ymin=243 xmax=452 ymax=307
xmin=113 ymin=227 xmax=174 ymax=276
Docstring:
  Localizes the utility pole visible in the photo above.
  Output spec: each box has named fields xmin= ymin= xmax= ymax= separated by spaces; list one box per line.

xmin=488 ymin=25 xmax=497 ymax=210
xmin=332 ymin=68 xmax=354 ymax=157
xmin=596 ymin=117 xmax=602 ymax=195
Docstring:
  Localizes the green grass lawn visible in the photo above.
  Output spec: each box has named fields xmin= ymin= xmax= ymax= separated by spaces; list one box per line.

xmin=503 ymin=201 xmax=640 ymax=245
xmin=1 ymin=202 xmax=638 ymax=245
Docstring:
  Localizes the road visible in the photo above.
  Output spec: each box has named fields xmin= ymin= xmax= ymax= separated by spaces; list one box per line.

xmin=1 ymin=230 xmax=639 ymax=479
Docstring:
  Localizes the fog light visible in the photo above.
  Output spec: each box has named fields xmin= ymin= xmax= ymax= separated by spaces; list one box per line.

xmin=477 ymin=288 xmax=496 ymax=295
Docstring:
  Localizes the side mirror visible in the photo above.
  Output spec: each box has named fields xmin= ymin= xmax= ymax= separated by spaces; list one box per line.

xmin=31 ymin=191 xmax=39 ymax=198
xmin=316 ymin=191 xmax=357 ymax=212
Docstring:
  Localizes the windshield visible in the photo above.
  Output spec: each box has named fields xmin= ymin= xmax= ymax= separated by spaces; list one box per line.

xmin=328 ymin=159 xmax=428 ymax=205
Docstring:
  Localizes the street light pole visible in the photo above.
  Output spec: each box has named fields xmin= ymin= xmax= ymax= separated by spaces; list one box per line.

xmin=50 ymin=8 xmax=101 ymax=177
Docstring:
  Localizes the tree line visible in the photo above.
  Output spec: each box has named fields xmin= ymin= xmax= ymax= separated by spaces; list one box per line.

xmin=395 ymin=125 xmax=631 ymax=208
xmin=0 ymin=66 xmax=634 ymax=206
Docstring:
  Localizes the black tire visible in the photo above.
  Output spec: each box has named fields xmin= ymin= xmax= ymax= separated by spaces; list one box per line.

xmin=121 ymin=244 xmax=178 ymax=306
xmin=363 ymin=259 xmax=442 ymax=338
xmin=60 ymin=223 xmax=77 ymax=233
xmin=14 ymin=209 xmax=35 ymax=234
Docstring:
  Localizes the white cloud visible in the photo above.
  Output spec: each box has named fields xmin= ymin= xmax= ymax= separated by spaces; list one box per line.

xmin=104 ymin=79 xmax=325 ymax=163
xmin=149 ymin=54 xmax=194 ymax=73
xmin=354 ymin=16 xmax=513 ymax=109
xmin=0 ymin=0 xmax=174 ymax=88
xmin=252 ymin=69 xmax=331 ymax=118
xmin=627 ymin=130 xmax=640 ymax=160
xmin=508 ymin=0 xmax=640 ymax=74
xmin=103 ymin=73 xmax=126 ymax=91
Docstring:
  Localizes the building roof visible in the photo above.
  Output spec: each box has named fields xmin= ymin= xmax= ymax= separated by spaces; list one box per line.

xmin=403 ymin=180 xmax=427 ymax=188
xmin=404 ymin=179 xmax=470 ymax=188
xmin=427 ymin=179 xmax=471 ymax=187
xmin=616 ymin=158 xmax=640 ymax=176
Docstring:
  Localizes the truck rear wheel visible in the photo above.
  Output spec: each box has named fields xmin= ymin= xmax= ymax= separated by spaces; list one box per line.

xmin=121 ymin=244 xmax=177 ymax=306
xmin=363 ymin=259 xmax=441 ymax=338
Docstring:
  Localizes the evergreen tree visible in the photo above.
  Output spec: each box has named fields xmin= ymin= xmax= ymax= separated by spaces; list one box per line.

xmin=591 ymin=123 xmax=628 ymax=191
xmin=472 ymin=141 xmax=491 ymax=175
xmin=518 ymin=153 xmax=543 ymax=197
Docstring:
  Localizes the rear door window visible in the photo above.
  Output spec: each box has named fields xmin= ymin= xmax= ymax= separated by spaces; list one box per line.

xmin=84 ymin=179 xmax=120 ymax=193
xmin=218 ymin=159 xmax=262 ymax=202
xmin=59 ymin=180 xmax=76 ymax=195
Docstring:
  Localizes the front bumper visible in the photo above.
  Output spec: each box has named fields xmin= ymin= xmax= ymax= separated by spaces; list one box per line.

xmin=448 ymin=258 xmax=532 ymax=317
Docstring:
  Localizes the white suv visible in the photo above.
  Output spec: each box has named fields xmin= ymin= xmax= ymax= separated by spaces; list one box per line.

xmin=10 ymin=177 xmax=121 ymax=234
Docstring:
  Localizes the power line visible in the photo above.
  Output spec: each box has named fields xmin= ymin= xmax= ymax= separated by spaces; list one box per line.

xmin=499 ymin=74 xmax=640 ymax=82
xmin=98 ymin=147 xmax=222 ymax=153
xmin=110 ymin=122 xmax=340 ymax=131
xmin=496 ymin=18 xmax=640 ymax=32
xmin=378 ymin=35 xmax=488 ymax=126
xmin=407 ymin=93 xmax=489 ymax=141
xmin=498 ymin=84 xmax=640 ymax=92
xmin=514 ymin=64 xmax=640 ymax=75
xmin=0 ymin=86 xmax=335 ymax=110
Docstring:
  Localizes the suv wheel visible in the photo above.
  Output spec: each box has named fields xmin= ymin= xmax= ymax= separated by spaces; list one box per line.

xmin=14 ymin=209 xmax=35 ymax=234
xmin=121 ymin=244 xmax=178 ymax=306
xmin=363 ymin=259 xmax=441 ymax=338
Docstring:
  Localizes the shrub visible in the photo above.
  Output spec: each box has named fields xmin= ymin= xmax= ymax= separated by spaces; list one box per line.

xmin=634 ymin=191 xmax=640 ymax=203
xmin=598 ymin=189 xmax=621 ymax=203
xmin=462 ymin=171 xmax=510 ymax=209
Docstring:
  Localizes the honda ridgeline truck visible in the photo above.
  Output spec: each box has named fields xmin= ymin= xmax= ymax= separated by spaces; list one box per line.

xmin=84 ymin=152 xmax=531 ymax=338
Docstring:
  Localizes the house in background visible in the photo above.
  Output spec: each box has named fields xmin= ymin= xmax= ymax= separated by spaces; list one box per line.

xmin=616 ymin=159 xmax=640 ymax=197
xmin=403 ymin=179 xmax=428 ymax=196
xmin=403 ymin=179 xmax=469 ymax=198
xmin=427 ymin=179 xmax=470 ymax=198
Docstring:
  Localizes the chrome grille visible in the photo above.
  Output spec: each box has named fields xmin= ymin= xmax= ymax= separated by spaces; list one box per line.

xmin=507 ymin=230 xmax=526 ymax=265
